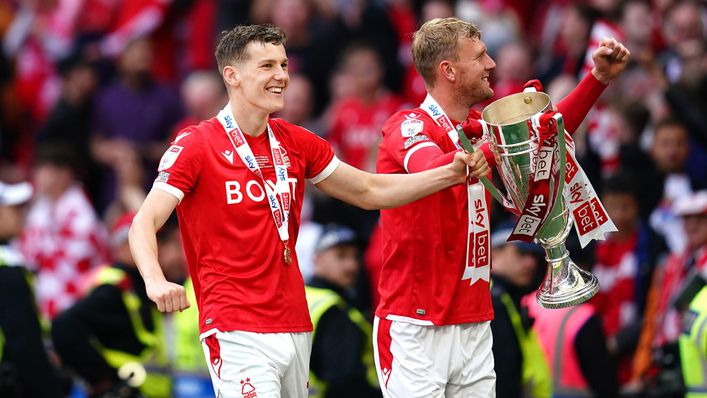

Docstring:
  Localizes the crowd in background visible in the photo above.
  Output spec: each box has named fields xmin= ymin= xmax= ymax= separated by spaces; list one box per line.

xmin=0 ymin=0 xmax=706 ymax=397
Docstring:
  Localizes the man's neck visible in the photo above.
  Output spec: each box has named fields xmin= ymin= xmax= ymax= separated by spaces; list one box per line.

xmin=229 ymin=101 xmax=269 ymax=137
xmin=427 ymin=87 xmax=469 ymax=122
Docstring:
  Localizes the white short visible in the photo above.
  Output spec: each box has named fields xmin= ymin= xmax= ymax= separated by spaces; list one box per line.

xmin=373 ymin=317 xmax=495 ymax=398
xmin=201 ymin=330 xmax=311 ymax=398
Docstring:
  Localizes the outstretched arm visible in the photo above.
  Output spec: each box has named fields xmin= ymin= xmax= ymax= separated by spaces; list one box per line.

xmin=129 ymin=189 xmax=189 ymax=312
xmin=315 ymin=150 xmax=489 ymax=210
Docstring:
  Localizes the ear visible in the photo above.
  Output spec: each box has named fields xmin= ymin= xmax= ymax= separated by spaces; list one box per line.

xmin=439 ymin=60 xmax=456 ymax=83
xmin=222 ymin=65 xmax=240 ymax=88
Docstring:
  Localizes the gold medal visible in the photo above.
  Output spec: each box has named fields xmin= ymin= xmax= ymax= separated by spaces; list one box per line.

xmin=284 ymin=246 xmax=292 ymax=265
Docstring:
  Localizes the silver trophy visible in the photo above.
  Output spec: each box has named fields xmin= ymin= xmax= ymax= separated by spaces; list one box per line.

xmin=473 ymin=91 xmax=599 ymax=309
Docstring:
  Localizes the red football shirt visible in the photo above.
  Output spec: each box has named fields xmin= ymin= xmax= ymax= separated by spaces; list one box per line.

xmin=375 ymin=108 xmax=495 ymax=326
xmin=154 ymin=117 xmax=338 ymax=335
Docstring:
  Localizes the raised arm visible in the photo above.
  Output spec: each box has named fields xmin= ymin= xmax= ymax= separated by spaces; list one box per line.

xmin=555 ymin=37 xmax=631 ymax=133
xmin=315 ymin=150 xmax=488 ymax=210
xmin=129 ymin=189 xmax=189 ymax=312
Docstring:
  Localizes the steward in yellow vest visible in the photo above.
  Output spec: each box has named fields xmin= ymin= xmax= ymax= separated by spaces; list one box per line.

xmin=306 ymin=224 xmax=380 ymax=398
xmin=680 ymin=279 xmax=707 ymax=397
xmin=52 ymin=212 xmax=170 ymax=398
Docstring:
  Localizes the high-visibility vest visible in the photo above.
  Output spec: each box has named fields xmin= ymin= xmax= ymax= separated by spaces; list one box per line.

xmin=89 ymin=265 xmax=171 ymax=398
xmin=530 ymin=300 xmax=594 ymax=398
xmin=305 ymin=286 xmax=379 ymax=398
xmin=680 ymin=286 xmax=707 ymax=397
xmin=173 ymin=278 xmax=207 ymax=373
xmin=495 ymin=287 xmax=552 ymax=398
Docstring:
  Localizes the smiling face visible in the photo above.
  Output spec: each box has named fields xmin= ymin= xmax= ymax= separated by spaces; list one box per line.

xmin=452 ymin=37 xmax=496 ymax=107
xmin=227 ymin=42 xmax=289 ymax=115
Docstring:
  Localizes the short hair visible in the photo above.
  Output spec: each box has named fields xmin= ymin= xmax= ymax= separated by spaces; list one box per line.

xmin=654 ymin=116 xmax=687 ymax=135
xmin=412 ymin=18 xmax=481 ymax=87
xmin=602 ymin=171 xmax=639 ymax=198
xmin=33 ymin=142 xmax=78 ymax=172
xmin=214 ymin=24 xmax=287 ymax=75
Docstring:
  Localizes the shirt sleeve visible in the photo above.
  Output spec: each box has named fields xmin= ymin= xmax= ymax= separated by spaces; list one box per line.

xmin=298 ymin=126 xmax=338 ymax=183
xmin=556 ymin=73 xmax=607 ymax=134
xmin=152 ymin=128 xmax=204 ymax=203
xmin=381 ymin=112 xmax=449 ymax=173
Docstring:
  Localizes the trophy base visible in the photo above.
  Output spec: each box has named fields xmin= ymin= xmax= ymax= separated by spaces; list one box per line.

xmin=536 ymin=265 xmax=599 ymax=309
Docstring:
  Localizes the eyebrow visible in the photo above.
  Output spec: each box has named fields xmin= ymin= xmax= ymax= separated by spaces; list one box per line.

xmin=258 ymin=57 xmax=288 ymax=64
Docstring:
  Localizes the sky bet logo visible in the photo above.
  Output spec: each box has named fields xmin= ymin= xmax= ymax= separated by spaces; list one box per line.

xmin=277 ymin=168 xmax=286 ymax=182
xmin=268 ymin=194 xmax=278 ymax=209
xmin=428 ymin=104 xmax=441 ymax=117
xmin=244 ymin=155 xmax=256 ymax=169
xmin=224 ymin=115 xmax=235 ymax=129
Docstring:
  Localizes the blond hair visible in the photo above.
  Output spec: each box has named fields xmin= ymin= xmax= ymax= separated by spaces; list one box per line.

xmin=412 ymin=18 xmax=481 ymax=87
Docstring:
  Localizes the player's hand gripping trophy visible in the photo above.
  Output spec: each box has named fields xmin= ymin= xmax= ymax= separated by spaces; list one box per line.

xmin=459 ymin=83 xmax=616 ymax=309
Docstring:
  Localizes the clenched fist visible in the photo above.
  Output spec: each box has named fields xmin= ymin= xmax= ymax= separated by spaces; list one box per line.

xmin=452 ymin=150 xmax=490 ymax=182
xmin=591 ymin=37 xmax=631 ymax=84
xmin=145 ymin=277 xmax=190 ymax=312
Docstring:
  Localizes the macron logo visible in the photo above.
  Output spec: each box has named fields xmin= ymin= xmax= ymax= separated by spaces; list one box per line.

xmin=174 ymin=132 xmax=191 ymax=143
xmin=222 ymin=150 xmax=234 ymax=164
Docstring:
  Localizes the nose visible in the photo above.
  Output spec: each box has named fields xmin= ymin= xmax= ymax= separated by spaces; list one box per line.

xmin=274 ymin=65 xmax=289 ymax=82
xmin=486 ymin=55 xmax=496 ymax=70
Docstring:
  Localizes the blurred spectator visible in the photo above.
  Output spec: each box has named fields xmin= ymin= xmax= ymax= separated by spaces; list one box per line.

xmin=37 ymin=54 xmax=101 ymax=202
xmin=491 ymin=41 xmax=533 ymax=100
xmin=660 ymin=0 xmax=705 ymax=85
xmin=456 ymin=0 xmax=521 ymax=58
xmin=591 ymin=172 xmax=668 ymax=385
xmin=528 ymin=293 xmax=619 ymax=398
xmin=0 ymin=181 xmax=67 ymax=398
xmin=490 ymin=226 xmax=551 ymax=398
xmin=90 ymin=36 xmax=183 ymax=210
xmin=634 ymin=190 xmax=707 ymax=396
xmin=264 ymin=0 xmax=346 ymax=115
xmin=328 ymin=42 xmax=402 ymax=171
xmin=52 ymin=212 xmax=171 ymax=398
xmin=647 ymin=118 xmax=702 ymax=253
xmin=306 ymin=224 xmax=381 ymax=398
xmin=172 ymin=70 xmax=227 ymax=138
xmin=620 ymin=0 xmax=655 ymax=60
xmin=314 ymin=42 xmax=403 ymax=245
xmin=537 ymin=4 xmax=599 ymax=85
xmin=20 ymin=143 xmax=109 ymax=319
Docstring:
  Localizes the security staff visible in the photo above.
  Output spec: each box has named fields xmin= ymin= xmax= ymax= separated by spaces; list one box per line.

xmin=306 ymin=224 xmax=380 ymax=398
xmin=52 ymin=212 xmax=170 ymax=398
xmin=490 ymin=226 xmax=552 ymax=398
xmin=675 ymin=191 xmax=707 ymax=397
xmin=0 ymin=182 xmax=66 ymax=398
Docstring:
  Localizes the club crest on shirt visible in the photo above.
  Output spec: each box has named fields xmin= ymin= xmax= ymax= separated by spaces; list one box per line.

xmin=401 ymin=117 xmax=424 ymax=138
xmin=403 ymin=134 xmax=430 ymax=149
xmin=158 ymin=145 xmax=183 ymax=171
xmin=240 ymin=377 xmax=257 ymax=398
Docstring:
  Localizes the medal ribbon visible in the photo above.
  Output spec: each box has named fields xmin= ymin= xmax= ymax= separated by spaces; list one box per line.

xmin=216 ymin=103 xmax=292 ymax=258
xmin=420 ymin=94 xmax=490 ymax=285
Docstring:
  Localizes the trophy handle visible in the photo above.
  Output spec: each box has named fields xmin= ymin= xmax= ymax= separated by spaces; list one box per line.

xmin=456 ymin=126 xmax=520 ymax=214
